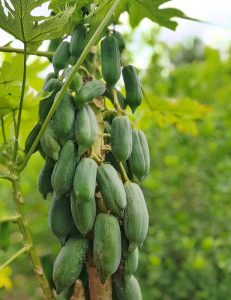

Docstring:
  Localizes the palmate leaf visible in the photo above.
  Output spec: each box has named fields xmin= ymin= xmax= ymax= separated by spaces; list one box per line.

xmin=0 ymin=0 xmax=75 ymax=43
xmin=116 ymin=0 xmax=195 ymax=30
xmin=49 ymin=0 xmax=91 ymax=25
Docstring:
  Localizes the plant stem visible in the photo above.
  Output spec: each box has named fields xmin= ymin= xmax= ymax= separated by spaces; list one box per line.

xmin=11 ymin=176 xmax=54 ymax=299
xmin=0 ymin=245 xmax=31 ymax=271
xmin=12 ymin=44 xmax=27 ymax=163
xmin=119 ymin=162 xmax=129 ymax=183
xmin=0 ymin=46 xmax=53 ymax=59
xmin=12 ymin=110 xmax=17 ymax=136
xmin=19 ymin=0 xmax=121 ymax=172
xmin=1 ymin=117 xmax=7 ymax=143
xmin=112 ymin=88 xmax=123 ymax=113
xmin=0 ymin=215 xmax=20 ymax=223
xmin=0 ymin=174 xmax=16 ymax=182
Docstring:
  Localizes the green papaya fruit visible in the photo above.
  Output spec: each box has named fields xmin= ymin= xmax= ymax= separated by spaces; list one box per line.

xmin=51 ymin=140 xmax=76 ymax=198
xmin=74 ymin=104 xmax=98 ymax=160
xmin=97 ymin=163 xmax=126 ymax=218
xmin=113 ymin=274 xmax=142 ymax=300
xmin=53 ymin=236 xmax=88 ymax=294
xmin=101 ymin=35 xmax=121 ymax=87
xmin=73 ymin=158 xmax=98 ymax=203
xmin=0 ymin=221 xmax=10 ymax=252
xmin=38 ymin=157 xmax=55 ymax=199
xmin=70 ymin=24 xmax=87 ymax=62
xmin=93 ymin=213 xmax=121 ymax=283
xmin=25 ymin=123 xmax=42 ymax=154
xmin=39 ymin=78 xmax=62 ymax=122
xmin=122 ymin=65 xmax=142 ymax=113
xmin=71 ymin=193 xmax=96 ymax=236
xmin=41 ymin=254 xmax=55 ymax=289
xmin=48 ymin=194 xmax=76 ymax=245
xmin=128 ymin=129 xmax=150 ymax=181
xmin=124 ymin=247 xmax=139 ymax=280
xmin=40 ymin=123 xmax=61 ymax=161
xmin=123 ymin=182 xmax=149 ymax=252
xmin=104 ymin=88 xmax=127 ymax=110
xmin=64 ymin=67 xmax=82 ymax=93
xmin=43 ymin=72 xmax=57 ymax=88
xmin=112 ymin=31 xmax=126 ymax=53
xmin=48 ymin=37 xmax=62 ymax=53
xmin=52 ymin=92 xmax=75 ymax=145
xmin=52 ymin=41 xmax=70 ymax=73
xmin=111 ymin=116 xmax=132 ymax=162
xmin=75 ymin=80 xmax=106 ymax=107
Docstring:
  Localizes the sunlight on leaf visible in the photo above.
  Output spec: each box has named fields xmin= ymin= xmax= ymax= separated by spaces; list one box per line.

xmin=0 ymin=267 xmax=12 ymax=290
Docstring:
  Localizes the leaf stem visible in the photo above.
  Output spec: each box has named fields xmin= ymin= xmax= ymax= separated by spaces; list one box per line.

xmin=0 ymin=245 xmax=32 ymax=271
xmin=1 ymin=117 xmax=7 ymax=143
xmin=19 ymin=0 xmax=121 ymax=172
xmin=0 ymin=46 xmax=53 ymax=59
xmin=12 ymin=44 xmax=27 ymax=163
xmin=12 ymin=110 xmax=17 ymax=136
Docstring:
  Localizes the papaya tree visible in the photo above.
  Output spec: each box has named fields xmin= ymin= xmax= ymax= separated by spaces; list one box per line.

xmin=0 ymin=1 xmax=191 ymax=299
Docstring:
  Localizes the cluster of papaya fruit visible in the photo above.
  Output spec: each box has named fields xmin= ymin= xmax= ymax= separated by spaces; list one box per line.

xmin=25 ymin=23 xmax=150 ymax=299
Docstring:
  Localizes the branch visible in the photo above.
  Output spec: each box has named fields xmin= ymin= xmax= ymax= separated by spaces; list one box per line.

xmin=0 ymin=215 xmax=20 ymax=223
xmin=0 ymin=174 xmax=16 ymax=182
xmin=0 ymin=245 xmax=31 ymax=271
xmin=0 ymin=46 xmax=53 ymax=59
xmin=19 ymin=0 xmax=121 ymax=172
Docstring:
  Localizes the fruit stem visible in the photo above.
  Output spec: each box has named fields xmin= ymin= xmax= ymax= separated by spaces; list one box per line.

xmin=119 ymin=162 xmax=129 ymax=183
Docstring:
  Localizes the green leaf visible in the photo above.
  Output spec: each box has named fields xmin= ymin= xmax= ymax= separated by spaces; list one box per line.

xmin=115 ymin=0 xmax=195 ymax=30
xmin=49 ymin=0 xmax=91 ymax=25
xmin=0 ymin=0 xmax=75 ymax=43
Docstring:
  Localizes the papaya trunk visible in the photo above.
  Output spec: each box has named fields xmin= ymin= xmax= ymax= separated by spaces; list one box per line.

xmin=87 ymin=261 xmax=112 ymax=300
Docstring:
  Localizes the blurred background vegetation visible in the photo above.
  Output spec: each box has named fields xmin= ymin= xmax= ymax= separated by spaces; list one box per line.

xmin=1 ymin=24 xmax=231 ymax=299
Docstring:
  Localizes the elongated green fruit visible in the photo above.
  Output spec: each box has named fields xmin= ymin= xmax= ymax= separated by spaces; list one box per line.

xmin=73 ymin=158 xmax=98 ymax=203
xmin=52 ymin=41 xmax=70 ymax=73
xmin=70 ymin=24 xmax=87 ymax=62
xmin=128 ymin=129 xmax=150 ymax=181
xmin=53 ymin=236 xmax=87 ymax=294
xmin=52 ymin=92 xmax=75 ymax=145
xmin=123 ymin=182 xmax=149 ymax=252
xmin=39 ymin=78 xmax=63 ymax=122
xmin=122 ymin=65 xmax=142 ymax=113
xmin=124 ymin=247 xmax=139 ymax=281
xmin=38 ymin=157 xmax=54 ymax=199
xmin=43 ymin=72 xmax=57 ymax=88
xmin=40 ymin=124 xmax=61 ymax=161
xmin=0 ymin=222 xmax=10 ymax=251
xmin=101 ymin=35 xmax=121 ymax=87
xmin=25 ymin=123 xmax=42 ymax=154
xmin=112 ymin=31 xmax=126 ymax=53
xmin=75 ymin=104 xmax=98 ymax=160
xmin=48 ymin=194 xmax=76 ymax=245
xmin=64 ymin=67 xmax=82 ymax=93
xmin=104 ymin=88 xmax=127 ymax=110
xmin=75 ymin=80 xmax=106 ymax=107
xmin=51 ymin=140 xmax=76 ymax=198
xmin=93 ymin=213 xmax=121 ymax=283
xmin=111 ymin=116 xmax=132 ymax=162
xmin=71 ymin=193 xmax=96 ymax=236
xmin=113 ymin=274 xmax=142 ymax=300
xmin=97 ymin=163 xmax=126 ymax=218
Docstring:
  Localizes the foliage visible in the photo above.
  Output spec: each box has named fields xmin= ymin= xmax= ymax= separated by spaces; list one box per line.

xmin=136 ymin=33 xmax=231 ymax=300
